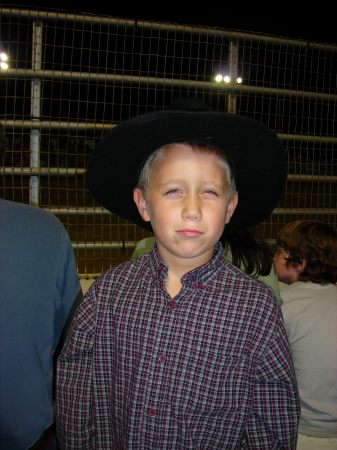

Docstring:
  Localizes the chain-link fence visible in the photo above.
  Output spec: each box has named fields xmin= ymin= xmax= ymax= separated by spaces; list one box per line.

xmin=1 ymin=6 xmax=336 ymax=277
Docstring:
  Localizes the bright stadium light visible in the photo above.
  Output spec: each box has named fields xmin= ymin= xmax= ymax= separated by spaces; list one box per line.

xmin=213 ymin=73 xmax=243 ymax=84
xmin=0 ymin=50 xmax=9 ymax=70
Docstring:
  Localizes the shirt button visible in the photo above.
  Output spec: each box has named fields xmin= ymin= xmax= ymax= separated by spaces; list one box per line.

xmin=148 ymin=408 xmax=156 ymax=416
xmin=168 ymin=301 xmax=177 ymax=309
xmin=158 ymin=352 xmax=166 ymax=363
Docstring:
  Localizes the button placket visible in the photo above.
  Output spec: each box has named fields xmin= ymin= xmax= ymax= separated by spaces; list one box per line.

xmin=168 ymin=301 xmax=177 ymax=310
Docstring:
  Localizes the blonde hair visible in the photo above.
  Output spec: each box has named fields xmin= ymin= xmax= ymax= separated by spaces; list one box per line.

xmin=137 ymin=142 xmax=236 ymax=201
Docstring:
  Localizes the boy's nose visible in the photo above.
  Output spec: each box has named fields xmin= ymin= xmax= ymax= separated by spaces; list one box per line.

xmin=182 ymin=195 xmax=201 ymax=220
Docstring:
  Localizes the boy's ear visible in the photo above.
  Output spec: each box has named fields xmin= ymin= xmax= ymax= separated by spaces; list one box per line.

xmin=133 ymin=188 xmax=151 ymax=222
xmin=225 ymin=191 xmax=238 ymax=224
xmin=295 ymin=258 xmax=307 ymax=273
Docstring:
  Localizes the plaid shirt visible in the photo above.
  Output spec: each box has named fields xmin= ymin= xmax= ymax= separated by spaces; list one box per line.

xmin=56 ymin=242 xmax=300 ymax=449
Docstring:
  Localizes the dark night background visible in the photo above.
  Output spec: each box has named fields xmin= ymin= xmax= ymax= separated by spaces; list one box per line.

xmin=2 ymin=1 xmax=336 ymax=273
xmin=9 ymin=1 xmax=337 ymax=45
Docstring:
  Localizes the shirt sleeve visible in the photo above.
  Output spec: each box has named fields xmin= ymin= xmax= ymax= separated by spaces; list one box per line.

xmin=55 ymin=229 xmax=82 ymax=345
xmin=55 ymin=286 xmax=97 ymax=450
xmin=243 ymin=319 xmax=300 ymax=449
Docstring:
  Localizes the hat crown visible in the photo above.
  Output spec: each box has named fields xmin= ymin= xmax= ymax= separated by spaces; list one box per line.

xmin=169 ymin=97 xmax=209 ymax=112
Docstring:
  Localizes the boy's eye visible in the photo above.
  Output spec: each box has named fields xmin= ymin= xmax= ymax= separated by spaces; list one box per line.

xmin=165 ymin=188 xmax=181 ymax=195
xmin=202 ymin=189 xmax=218 ymax=196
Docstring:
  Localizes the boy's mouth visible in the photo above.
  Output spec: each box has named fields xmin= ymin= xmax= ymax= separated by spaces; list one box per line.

xmin=177 ymin=229 xmax=203 ymax=237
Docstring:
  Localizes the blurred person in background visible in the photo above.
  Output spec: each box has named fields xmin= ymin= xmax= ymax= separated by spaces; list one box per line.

xmin=0 ymin=124 xmax=82 ymax=450
xmin=274 ymin=220 xmax=337 ymax=450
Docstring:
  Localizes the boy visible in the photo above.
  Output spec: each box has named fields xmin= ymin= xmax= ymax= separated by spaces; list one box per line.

xmin=274 ymin=220 xmax=337 ymax=449
xmin=56 ymin=98 xmax=300 ymax=448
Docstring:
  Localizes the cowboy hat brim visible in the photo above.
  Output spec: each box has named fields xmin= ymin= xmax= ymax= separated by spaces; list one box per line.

xmin=86 ymin=98 xmax=287 ymax=230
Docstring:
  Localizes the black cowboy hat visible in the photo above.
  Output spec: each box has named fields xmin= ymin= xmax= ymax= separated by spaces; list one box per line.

xmin=87 ymin=98 xmax=287 ymax=230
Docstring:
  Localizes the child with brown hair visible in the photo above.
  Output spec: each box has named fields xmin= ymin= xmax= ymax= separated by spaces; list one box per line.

xmin=274 ymin=220 xmax=337 ymax=449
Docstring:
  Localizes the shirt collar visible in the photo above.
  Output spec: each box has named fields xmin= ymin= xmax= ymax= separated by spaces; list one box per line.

xmin=149 ymin=241 xmax=225 ymax=287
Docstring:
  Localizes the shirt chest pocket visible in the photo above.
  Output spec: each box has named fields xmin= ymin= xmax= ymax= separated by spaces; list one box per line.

xmin=171 ymin=352 xmax=253 ymax=415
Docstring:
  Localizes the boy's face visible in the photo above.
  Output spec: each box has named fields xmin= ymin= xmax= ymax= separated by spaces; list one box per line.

xmin=134 ymin=144 xmax=238 ymax=267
